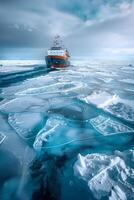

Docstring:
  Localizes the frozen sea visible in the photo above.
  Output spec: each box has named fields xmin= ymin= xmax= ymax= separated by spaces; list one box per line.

xmin=0 ymin=60 xmax=134 ymax=200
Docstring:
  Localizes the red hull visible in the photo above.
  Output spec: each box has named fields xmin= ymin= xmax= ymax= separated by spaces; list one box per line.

xmin=51 ymin=64 xmax=68 ymax=68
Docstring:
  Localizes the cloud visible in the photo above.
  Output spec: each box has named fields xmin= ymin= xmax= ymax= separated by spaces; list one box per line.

xmin=0 ymin=0 xmax=134 ymax=60
xmin=0 ymin=0 xmax=82 ymax=46
xmin=65 ymin=1 xmax=134 ymax=59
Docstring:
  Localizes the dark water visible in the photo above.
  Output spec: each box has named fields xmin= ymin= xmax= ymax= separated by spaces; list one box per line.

xmin=0 ymin=63 xmax=134 ymax=200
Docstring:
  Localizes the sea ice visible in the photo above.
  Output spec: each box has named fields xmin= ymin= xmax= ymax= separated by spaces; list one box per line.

xmin=16 ymin=81 xmax=86 ymax=96
xmin=1 ymin=61 xmax=134 ymax=199
xmin=97 ymin=77 xmax=113 ymax=83
xmin=119 ymin=79 xmax=134 ymax=84
xmin=0 ymin=97 xmax=48 ymax=113
xmin=84 ymin=90 xmax=134 ymax=122
xmin=0 ymin=60 xmax=43 ymax=67
xmin=0 ymin=132 xmax=6 ymax=145
xmin=33 ymin=115 xmax=66 ymax=150
xmin=1 ymin=76 xmax=56 ymax=98
xmin=0 ymin=66 xmax=34 ymax=73
xmin=8 ymin=112 xmax=44 ymax=139
xmin=74 ymin=150 xmax=134 ymax=200
xmin=90 ymin=115 xmax=134 ymax=135
xmin=81 ymin=90 xmax=118 ymax=108
xmin=106 ymin=102 xmax=134 ymax=122
xmin=78 ymin=83 xmax=134 ymax=124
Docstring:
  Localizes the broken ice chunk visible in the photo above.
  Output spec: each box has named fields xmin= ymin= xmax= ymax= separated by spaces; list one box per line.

xmin=74 ymin=150 xmax=134 ymax=200
xmin=74 ymin=154 xmax=87 ymax=177
xmin=90 ymin=115 xmax=134 ymax=135
xmin=106 ymin=102 xmax=134 ymax=122
xmin=33 ymin=115 xmax=66 ymax=150
xmin=81 ymin=90 xmax=118 ymax=108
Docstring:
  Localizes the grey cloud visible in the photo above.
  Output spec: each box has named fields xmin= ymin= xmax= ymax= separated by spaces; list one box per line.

xmin=0 ymin=0 xmax=134 ymax=59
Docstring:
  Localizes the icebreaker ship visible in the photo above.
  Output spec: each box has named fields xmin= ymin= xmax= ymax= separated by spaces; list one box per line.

xmin=45 ymin=35 xmax=70 ymax=68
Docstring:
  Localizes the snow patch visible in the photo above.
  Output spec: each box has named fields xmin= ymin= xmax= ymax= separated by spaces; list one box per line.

xmin=81 ymin=91 xmax=118 ymax=108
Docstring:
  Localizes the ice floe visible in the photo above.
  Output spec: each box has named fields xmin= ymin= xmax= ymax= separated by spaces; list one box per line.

xmin=33 ymin=115 xmax=66 ymax=150
xmin=81 ymin=90 xmax=118 ymax=108
xmin=81 ymin=90 xmax=134 ymax=122
xmin=74 ymin=150 xmax=134 ymax=200
xmin=0 ymin=60 xmax=44 ymax=67
xmin=0 ymin=97 xmax=48 ymax=113
xmin=16 ymin=81 xmax=86 ymax=96
xmin=8 ymin=113 xmax=44 ymax=139
xmin=90 ymin=115 xmax=134 ymax=135
xmin=0 ymin=60 xmax=43 ymax=73
xmin=1 ymin=76 xmax=56 ymax=98
xmin=106 ymin=102 xmax=134 ymax=122
xmin=0 ymin=66 xmax=35 ymax=73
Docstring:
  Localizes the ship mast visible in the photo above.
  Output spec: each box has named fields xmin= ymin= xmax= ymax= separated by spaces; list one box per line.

xmin=52 ymin=35 xmax=64 ymax=48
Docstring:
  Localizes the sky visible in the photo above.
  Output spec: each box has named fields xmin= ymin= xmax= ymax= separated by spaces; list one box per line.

xmin=0 ymin=0 xmax=134 ymax=60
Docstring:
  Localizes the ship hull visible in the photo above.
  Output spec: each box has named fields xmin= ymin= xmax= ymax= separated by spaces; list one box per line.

xmin=45 ymin=56 xmax=70 ymax=69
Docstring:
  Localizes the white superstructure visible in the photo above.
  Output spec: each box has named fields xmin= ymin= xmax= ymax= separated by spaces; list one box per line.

xmin=47 ymin=49 xmax=66 ymax=56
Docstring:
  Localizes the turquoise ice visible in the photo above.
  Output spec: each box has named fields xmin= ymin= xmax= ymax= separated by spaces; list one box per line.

xmin=0 ymin=61 xmax=134 ymax=200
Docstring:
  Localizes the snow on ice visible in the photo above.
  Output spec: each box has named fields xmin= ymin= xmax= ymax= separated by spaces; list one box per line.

xmin=81 ymin=90 xmax=134 ymax=122
xmin=90 ymin=115 xmax=134 ymax=135
xmin=33 ymin=115 xmax=66 ymax=150
xmin=8 ymin=112 xmax=44 ymax=139
xmin=74 ymin=150 xmax=134 ymax=200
